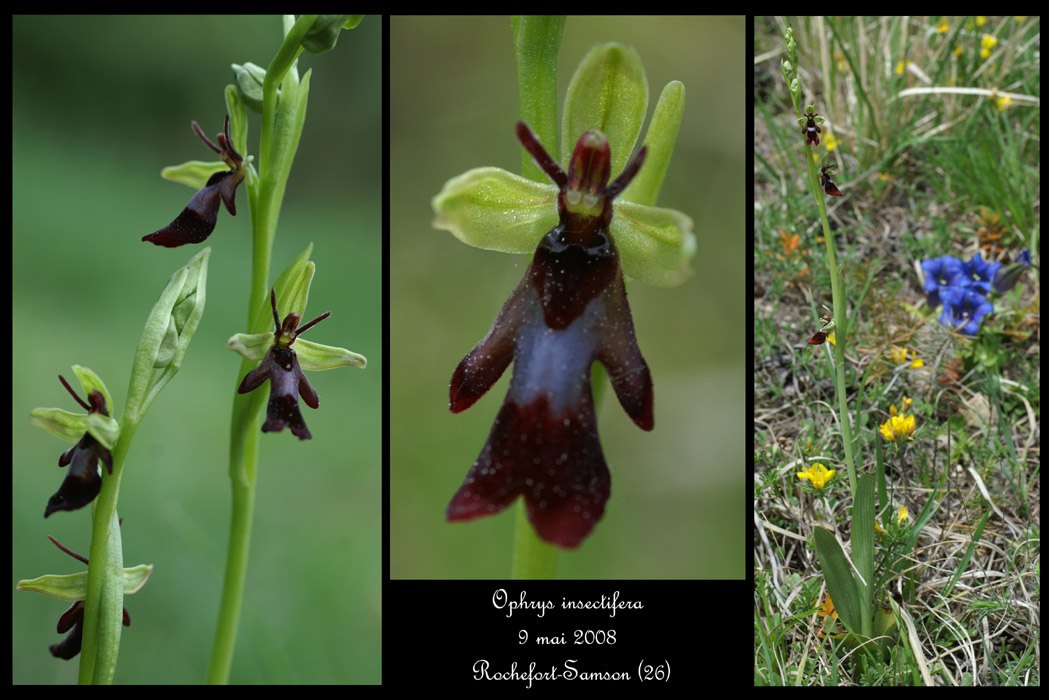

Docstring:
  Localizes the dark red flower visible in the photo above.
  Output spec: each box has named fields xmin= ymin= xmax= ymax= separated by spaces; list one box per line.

xmin=237 ymin=289 xmax=330 ymax=440
xmin=446 ymin=122 xmax=653 ymax=549
xmin=802 ymin=112 xmax=822 ymax=146
xmin=142 ymin=116 xmax=246 ymax=247
xmin=45 ymin=376 xmax=113 ymax=518
xmin=820 ymin=163 xmax=843 ymax=197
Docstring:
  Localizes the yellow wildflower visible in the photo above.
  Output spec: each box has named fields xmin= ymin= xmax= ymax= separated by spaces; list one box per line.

xmin=797 ymin=463 xmax=836 ymax=490
xmin=880 ymin=413 xmax=916 ymax=442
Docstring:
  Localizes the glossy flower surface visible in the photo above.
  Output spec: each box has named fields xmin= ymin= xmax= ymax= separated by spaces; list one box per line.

xmin=445 ymin=123 xmax=654 ymax=548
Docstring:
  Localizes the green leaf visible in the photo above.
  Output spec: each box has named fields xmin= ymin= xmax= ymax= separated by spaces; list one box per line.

xmin=851 ymin=473 xmax=876 ymax=636
xmin=562 ymin=43 xmax=648 ymax=178
xmin=813 ymin=526 xmax=863 ymax=634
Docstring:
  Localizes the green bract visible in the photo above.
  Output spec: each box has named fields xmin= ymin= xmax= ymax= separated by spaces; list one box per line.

xmin=431 ymin=42 xmax=694 ymax=288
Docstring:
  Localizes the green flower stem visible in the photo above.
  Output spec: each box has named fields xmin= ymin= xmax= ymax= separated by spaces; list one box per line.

xmin=78 ymin=422 xmax=134 ymax=684
xmin=801 ymin=145 xmax=859 ymax=496
xmin=509 ymin=15 xmax=565 ymax=579
xmin=207 ymin=16 xmax=312 ymax=683
xmin=785 ymin=61 xmax=860 ymax=497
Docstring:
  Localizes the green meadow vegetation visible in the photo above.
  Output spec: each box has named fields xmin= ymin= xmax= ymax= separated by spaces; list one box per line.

xmin=753 ymin=16 xmax=1039 ymax=686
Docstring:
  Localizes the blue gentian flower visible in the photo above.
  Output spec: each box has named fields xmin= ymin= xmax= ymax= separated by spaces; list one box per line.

xmin=920 ymin=255 xmax=964 ymax=308
xmin=959 ymin=254 xmax=1001 ymax=295
xmin=938 ymin=287 xmax=993 ymax=335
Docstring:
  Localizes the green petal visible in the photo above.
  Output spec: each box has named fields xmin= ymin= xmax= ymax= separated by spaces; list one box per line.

xmin=621 ymin=80 xmax=685 ymax=207
xmin=160 ymin=160 xmax=229 ymax=190
xmin=432 ymin=166 xmax=557 ymax=253
xmin=16 ymin=564 xmax=153 ymax=601
xmin=294 ymin=338 xmax=367 ymax=371
xmin=611 ymin=200 xmax=696 ymax=287
xmin=29 ymin=407 xmax=88 ymax=443
xmin=561 ymin=43 xmax=648 ymax=177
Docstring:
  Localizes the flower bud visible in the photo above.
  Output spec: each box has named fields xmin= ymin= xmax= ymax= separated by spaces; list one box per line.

xmin=232 ymin=62 xmax=274 ymax=114
xmin=301 ymin=15 xmax=358 ymax=54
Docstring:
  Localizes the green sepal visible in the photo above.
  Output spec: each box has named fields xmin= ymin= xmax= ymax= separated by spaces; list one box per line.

xmin=561 ymin=43 xmax=648 ymax=178
xmin=432 ymin=166 xmax=694 ymax=287
xmin=294 ymin=338 xmax=367 ymax=371
xmin=29 ymin=407 xmax=92 ymax=444
xmin=71 ymin=365 xmax=114 ymax=417
xmin=431 ymin=167 xmax=558 ymax=254
xmin=611 ymin=200 xmax=695 ymax=287
xmin=225 ymin=84 xmax=250 ymax=158
xmin=251 ymin=244 xmax=315 ymax=333
xmin=16 ymin=564 xmax=153 ymax=601
xmin=621 ymin=80 xmax=685 ymax=207
xmin=160 ymin=160 xmax=229 ymax=190
xmin=226 ymin=331 xmax=273 ymax=362
xmin=342 ymin=15 xmax=364 ymax=30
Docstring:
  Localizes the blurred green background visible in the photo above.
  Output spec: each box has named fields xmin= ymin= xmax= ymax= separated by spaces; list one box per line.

xmin=390 ymin=16 xmax=746 ymax=578
xmin=13 ymin=16 xmax=381 ymax=683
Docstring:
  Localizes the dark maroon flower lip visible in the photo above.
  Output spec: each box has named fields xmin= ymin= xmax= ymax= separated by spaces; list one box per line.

xmin=446 ymin=121 xmax=653 ymax=548
xmin=237 ymin=289 xmax=331 ymax=440
xmin=142 ymin=115 xmax=246 ymax=248
xmin=44 ymin=376 xmax=113 ymax=518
